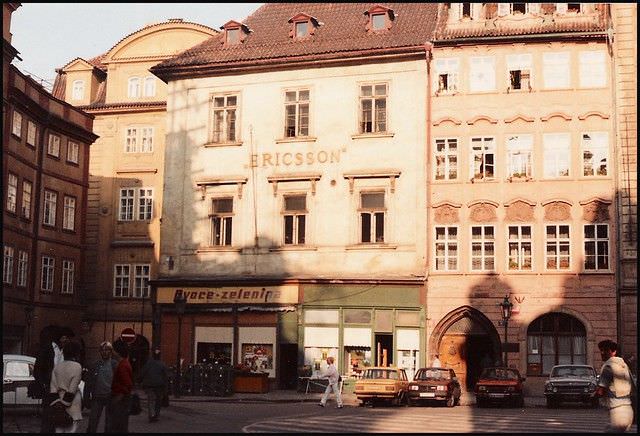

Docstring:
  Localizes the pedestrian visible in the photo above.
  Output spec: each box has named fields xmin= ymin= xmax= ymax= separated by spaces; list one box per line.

xmin=49 ymin=340 xmax=84 ymax=433
xmin=33 ymin=326 xmax=72 ymax=433
xmin=86 ymin=341 xmax=118 ymax=433
xmin=595 ymin=339 xmax=634 ymax=432
xmin=432 ymin=354 xmax=442 ymax=367
xmin=318 ymin=356 xmax=343 ymax=409
xmin=139 ymin=348 xmax=168 ymax=423
xmin=107 ymin=339 xmax=133 ymax=433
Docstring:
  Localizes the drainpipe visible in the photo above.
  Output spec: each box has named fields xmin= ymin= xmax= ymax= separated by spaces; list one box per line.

xmin=424 ymin=42 xmax=433 ymax=365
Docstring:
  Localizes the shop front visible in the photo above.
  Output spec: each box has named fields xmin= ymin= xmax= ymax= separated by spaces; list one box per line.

xmin=300 ymin=282 xmax=425 ymax=382
xmin=153 ymin=282 xmax=299 ymax=388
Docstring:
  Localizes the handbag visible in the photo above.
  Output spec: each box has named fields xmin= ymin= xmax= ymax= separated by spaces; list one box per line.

xmin=129 ymin=393 xmax=142 ymax=415
xmin=48 ymin=401 xmax=73 ymax=427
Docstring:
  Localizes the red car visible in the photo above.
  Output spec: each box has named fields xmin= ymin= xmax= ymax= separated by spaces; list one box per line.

xmin=475 ymin=367 xmax=525 ymax=408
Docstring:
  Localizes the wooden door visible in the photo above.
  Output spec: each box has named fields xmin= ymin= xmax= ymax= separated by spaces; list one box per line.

xmin=439 ymin=335 xmax=468 ymax=390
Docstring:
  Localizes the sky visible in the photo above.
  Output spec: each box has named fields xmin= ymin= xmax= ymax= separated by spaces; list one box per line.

xmin=10 ymin=3 xmax=264 ymax=91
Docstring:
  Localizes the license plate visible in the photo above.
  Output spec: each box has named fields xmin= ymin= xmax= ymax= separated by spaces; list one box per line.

xmin=488 ymin=393 xmax=505 ymax=398
xmin=420 ymin=392 xmax=436 ymax=398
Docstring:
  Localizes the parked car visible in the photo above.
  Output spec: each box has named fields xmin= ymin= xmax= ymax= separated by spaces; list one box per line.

xmin=3 ymin=354 xmax=84 ymax=407
xmin=544 ymin=364 xmax=599 ymax=408
xmin=354 ymin=367 xmax=409 ymax=406
xmin=475 ymin=367 xmax=525 ymax=408
xmin=407 ymin=367 xmax=461 ymax=407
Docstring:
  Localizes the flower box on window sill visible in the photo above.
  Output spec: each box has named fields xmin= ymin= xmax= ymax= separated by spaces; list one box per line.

xmin=351 ymin=132 xmax=395 ymax=140
xmin=275 ymin=136 xmax=317 ymax=144
xmin=507 ymin=175 xmax=532 ymax=182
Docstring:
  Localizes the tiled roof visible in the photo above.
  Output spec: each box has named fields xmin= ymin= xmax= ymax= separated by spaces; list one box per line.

xmin=152 ymin=3 xmax=439 ymax=75
xmin=51 ymin=72 xmax=66 ymax=100
xmin=87 ymin=53 xmax=108 ymax=71
xmin=80 ymin=101 xmax=166 ymax=111
xmin=433 ymin=4 xmax=607 ymax=41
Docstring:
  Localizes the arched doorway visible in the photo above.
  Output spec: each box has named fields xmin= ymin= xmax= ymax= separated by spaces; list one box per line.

xmin=430 ymin=306 xmax=501 ymax=390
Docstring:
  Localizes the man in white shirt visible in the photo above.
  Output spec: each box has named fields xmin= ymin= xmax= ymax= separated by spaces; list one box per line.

xmin=596 ymin=339 xmax=634 ymax=432
xmin=318 ymin=356 xmax=343 ymax=409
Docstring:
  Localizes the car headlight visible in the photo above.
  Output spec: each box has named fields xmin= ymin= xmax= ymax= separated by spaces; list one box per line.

xmin=385 ymin=386 xmax=395 ymax=391
xmin=410 ymin=385 xmax=419 ymax=391
xmin=553 ymin=387 xmax=558 ymax=393
xmin=437 ymin=385 xmax=446 ymax=391
xmin=545 ymin=383 xmax=553 ymax=391
xmin=478 ymin=386 xmax=487 ymax=391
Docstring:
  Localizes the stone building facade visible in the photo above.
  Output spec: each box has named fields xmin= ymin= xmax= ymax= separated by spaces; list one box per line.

xmin=3 ymin=2 xmax=97 ymax=354
xmin=52 ymin=20 xmax=217 ymax=366
xmin=429 ymin=2 xmax=619 ymax=393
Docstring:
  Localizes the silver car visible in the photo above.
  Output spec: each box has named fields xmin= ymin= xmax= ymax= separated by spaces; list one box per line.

xmin=544 ymin=364 xmax=598 ymax=408
xmin=3 ymin=354 xmax=85 ymax=407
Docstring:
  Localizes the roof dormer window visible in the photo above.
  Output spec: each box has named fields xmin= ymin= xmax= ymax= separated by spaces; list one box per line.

xmin=365 ymin=5 xmax=395 ymax=33
xmin=226 ymin=28 xmax=240 ymax=45
xmin=512 ymin=3 xmax=527 ymax=14
xmin=288 ymin=13 xmax=321 ymax=39
xmin=220 ymin=20 xmax=250 ymax=46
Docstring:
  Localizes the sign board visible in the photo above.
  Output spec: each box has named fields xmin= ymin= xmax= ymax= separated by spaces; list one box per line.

xmin=121 ymin=327 xmax=136 ymax=344
xmin=156 ymin=285 xmax=299 ymax=305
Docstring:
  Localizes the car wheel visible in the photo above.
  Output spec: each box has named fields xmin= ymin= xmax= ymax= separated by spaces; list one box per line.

xmin=446 ymin=395 xmax=455 ymax=408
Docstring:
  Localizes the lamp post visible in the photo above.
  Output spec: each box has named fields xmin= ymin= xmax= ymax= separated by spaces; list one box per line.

xmin=173 ymin=290 xmax=187 ymax=398
xmin=499 ymin=295 xmax=513 ymax=366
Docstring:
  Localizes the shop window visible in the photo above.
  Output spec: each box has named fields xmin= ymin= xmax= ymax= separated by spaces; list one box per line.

xmin=527 ymin=313 xmax=586 ymax=375
xmin=197 ymin=342 xmax=232 ymax=365
xmin=242 ymin=344 xmax=273 ymax=372
xmin=344 ymin=309 xmax=372 ymax=324
xmin=396 ymin=311 xmax=420 ymax=327
xmin=374 ymin=310 xmax=393 ymax=332
xmin=345 ymin=347 xmax=372 ymax=378
xmin=304 ymin=310 xmax=339 ymax=324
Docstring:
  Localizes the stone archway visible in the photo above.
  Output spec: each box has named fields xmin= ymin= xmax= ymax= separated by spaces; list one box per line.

xmin=430 ymin=306 xmax=502 ymax=390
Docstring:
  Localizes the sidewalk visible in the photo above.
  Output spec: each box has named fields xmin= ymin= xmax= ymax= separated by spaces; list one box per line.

xmin=162 ymin=389 xmax=547 ymax=408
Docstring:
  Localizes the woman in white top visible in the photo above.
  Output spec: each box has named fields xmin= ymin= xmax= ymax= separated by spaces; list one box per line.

xmin=50 ymin=341 xmax=83 ymax=433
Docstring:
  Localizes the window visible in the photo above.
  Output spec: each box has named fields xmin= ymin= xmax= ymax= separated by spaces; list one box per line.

xmin=461 ymin=3 xmax=473 ymax=17
xmin=506 ymin=134 xmax=533 ymax=178
xmin=3 ymin=246 xmax=14 ymax=284
xmin=128 ymin=77 xmax=141 ymax=98
xmin=360 ymin=192 xmax=385 ymax=243
xmin=211 ymin=95 xmax=238 ymax=143
xmin=12 ymin=110 xmax=22 ymax=137
xmin=372 ymin=13 xmax=386 ymax=30
xmin=512 ymin=3 xmax=527 ymax=14
xmin=283 ymin=195 xmax=307 ymax=245
xmin=579 ymin=51 xmax=606 ymax=88
xmin=138 ymin=188 xmax=153 ymax=220
xmin=507 ymin=53 xmax=532 ymax=91
xmin=469 ymin=56 xmax=496 ymax=92
xmin=226 ymin=28 xmax=240 ymax=45
xmin=359 ymin=83 xmax=387 ymax=134
xmin=295 ymin=21 xmax=309 ymax=37
xmin=47 ymin=133 xmax=60 ymax=157
xmin=546 ymin=225 xmax=571 ymax=270
xmin=124 ymin=127 xmax=154 ymax=153
xmin=543 ymin=133 xmax=570 ymax=178
xmin=211 ymin=198 xmax=233 ymax=246
xmin=584 ymin=224 xmax=609 ymax=270
xmin=434 ymin=138 xmax=458 ymax=180
xmin=435 ymin=58 xmax=459 ymax=93
xmin=284 ymin=89 xmax=309 ymax=137
xmin=72 ymin=80 xmax=84 ymax=100
xmin=567 ymin=3 xmax=582 ymax=13
xmin=470 ymin=136 xmax=495 ymax=180
xmin=508 ymin=225 xmax=532 ymax=270
xmin=471 ymin=225 xmax=495 ymax=271
xmin=63 ymin=196 xmax=76 ymax=231
xmin=133 ymin=264 xmax=151 ymax=298
xmin=27 ymin=121 xmax=37 ymax=146
xmin=21 ymin=180 xmax=32 ymax=219
xmin=143 ymin=76 xmax=156 ymax=97
xmin=6 ymin=173 xmax=18 ymax=213
xmin=67 ymin=141 xmax=79 ymax=163
xmin=527 ymin=313 xmax=586 ymax=375
xmin=581 ymin=132 xmax=608 ymax=177
xmin=435 ymin=226 xmax=458 ymax=271
xmin=543 ymin=52 xmax=570 ymax=89
xmin=41 ymin=256 xmax=54 ymax=292
xmin=113 ymin=264 xmax=130 ymax=297
xmin=61 ymin=260 xmax=74 ymax=294
xmin=17 ymin=250 xmax=28 ymax=287
xmin=119 ymin=188 xmax=134 ymax=221
xmin=43 ymin=190 xmax=57 ymax=226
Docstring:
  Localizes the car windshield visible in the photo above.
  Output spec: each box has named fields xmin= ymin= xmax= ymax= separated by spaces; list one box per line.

xmin=362 ymin=369 xmax=398 ymax=380
xmin=550 ymin=366 xmax=595 ymax=379
xmin=415 ymin=369 xmax=450 ymax=380
xmin=480 ymin=368 xmax=519 ymax=380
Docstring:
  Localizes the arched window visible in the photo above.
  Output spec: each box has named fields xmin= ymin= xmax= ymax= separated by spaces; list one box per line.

xmin=128 ymin=77 xmax=141 ymax=98
xmin=527 ymin=312 xmax=586 ymax=376
xmin=144 ymin=76 xmax=156 ymax=97
xmin=72 ymin=80 xmax=85 ymax=100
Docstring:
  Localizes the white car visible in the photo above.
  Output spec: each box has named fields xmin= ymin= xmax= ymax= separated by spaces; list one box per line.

xmin=3 ymin=354 xmax=84 ymax=407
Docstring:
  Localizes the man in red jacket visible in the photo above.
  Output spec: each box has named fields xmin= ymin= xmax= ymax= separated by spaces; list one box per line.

xmin=107 ymin=339 xmax=133 ymax=433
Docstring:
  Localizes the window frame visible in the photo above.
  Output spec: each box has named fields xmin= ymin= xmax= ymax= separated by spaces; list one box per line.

xmin=579 ymin=50 xmax=607 ymax=88
xmin=226 ymin=27 xmax=241 ymax=45
xmin=62 ymin=195 xmax=76 ymax=231
xmin=282 ymin=193 xmax=308 ymax=246
xmin=470 ymin=136 xmax=496 ymax=180
xmin=507 ymin=225 xmax=533 ymax=271
xmin=434 ymin=226 xmax=459 ymax=271
xmin=210 ymin=93 xmax=239 ymax=144
xmin=543 ymin=133 xmax=571 ymax=178
xmin=469 ymin=56 xmax=496 ymax=93
xmin=434 ymin=58 xmax=460 ymax=94
xmin=27 ymin=120 xmax=37 ymax=147
xmin=545 ymin=224 xmax=571 ymax=270
xmin=21 ymin=180 xmax=32 ymax=219
xmin=71 ymin=80 xmax=85 ymax=101
xmin=43 ymin=189 xmax=58 ymax=227
xmin=210 ymin=197 xmax=234 ymax=247
xmin=471 ymin=225 xmax=495 ymax=271
xmin=506 ymin=134 xmax=533 ymax=179
xmin=434 ymin=137 xmax=458 ymax=181
xmin=61 ymin=259 xmax=75 ymax=294
xmin=543 ymin=52 xmax=571 ymax=89
xmin=47 ymin=133 xmax=61 ymax=158
xmin=283 ymin=88 xmax=310 ymax=138
xmin=143 ymin=76 xmax=156 ymax=97
xmin=137 ymin=188 xmax=154 ymax=221
xmin=3 ymin=245 xmax=14 ymax=284
xmin=583 ymin=223 xmax=610 ymax=271
xmin=124 ymin=126 xmax=154 ymax=153
xmin=358 ymin=82 xmax=389 ymax=134
xmin=17 ymin=250 xmax=28 ymax=287
xmin=127 ymin=77 xmax=141 ymax=98
xmin=41 ymin=255 xmax=55 ymax=292
xmin=6 ymin=173 xmax=18 ymax=213
xmin=67 ymin=140 xmax=79 ymax=164
xmin=133 ymin=264 xmax=151 ymax=298
xmin=359 ymin=191 xmax=386 ymax=244
xmin=581 ymin=132 xmax=608 ymax=177
xmin=113 ymin=264 xmax=131 ymax=298
xmin=12 ymin=110 xmax=23 ymax=138
xmin=506 ymin=53 xmax=533 ymax=91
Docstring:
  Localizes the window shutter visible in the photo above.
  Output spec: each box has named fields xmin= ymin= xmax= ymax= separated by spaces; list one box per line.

xmin=528 ymin=3 xmax=540 ymax=14
xmin=498 ymin=3 xmax=510 ymax=16
xmin=556 ymin=3 xmax=568 ymax=14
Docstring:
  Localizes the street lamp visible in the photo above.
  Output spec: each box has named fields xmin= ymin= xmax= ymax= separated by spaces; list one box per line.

xmin=173 ymin=290 xmax=188 ymax=398
xmin=499 ymin=294 xmax=513 ymax=367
